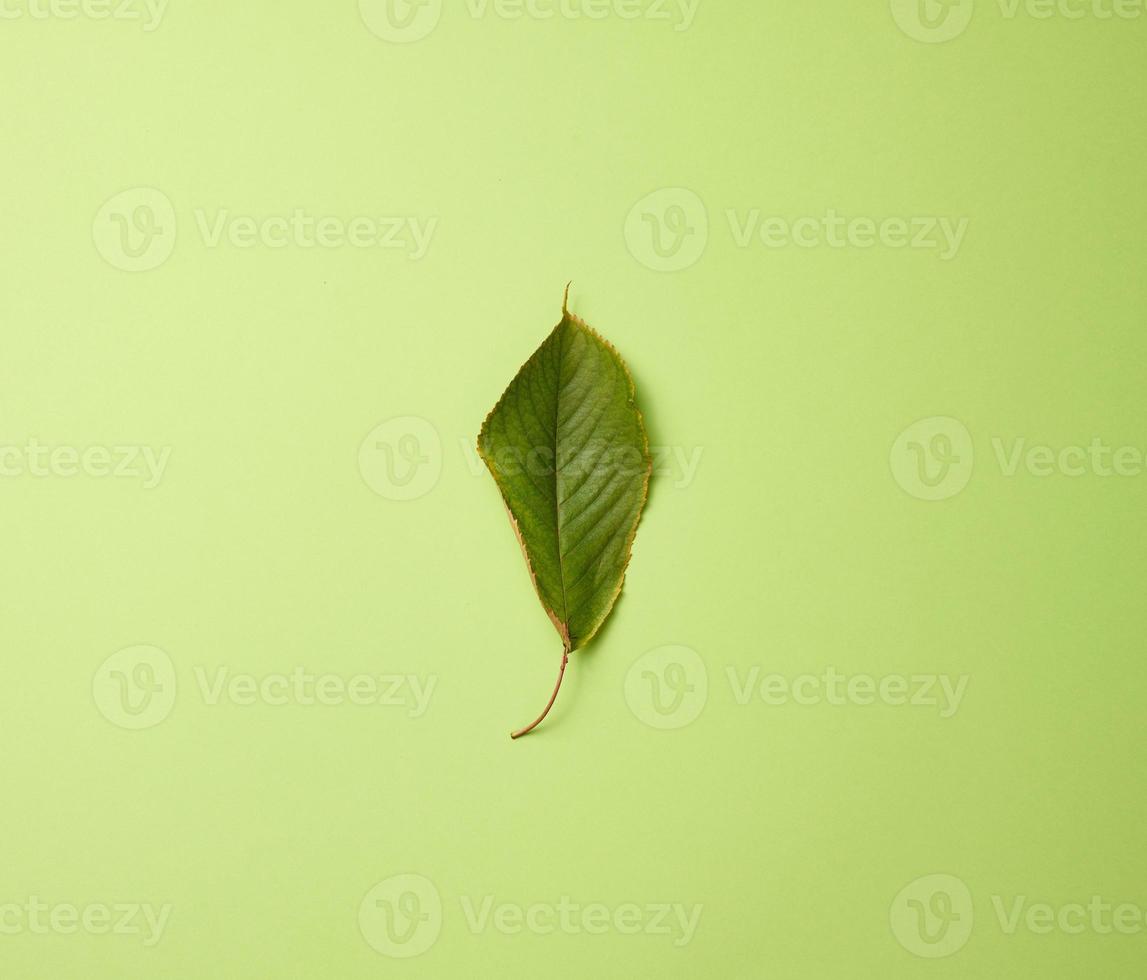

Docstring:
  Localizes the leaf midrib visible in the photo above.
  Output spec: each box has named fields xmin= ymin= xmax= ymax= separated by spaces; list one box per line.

xmin=551 ymin=322 xmax=570 ymax=633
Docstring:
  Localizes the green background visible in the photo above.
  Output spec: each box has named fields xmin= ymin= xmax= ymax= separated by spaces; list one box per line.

xmin=2 ymin=0 xmax=1145 ymax=976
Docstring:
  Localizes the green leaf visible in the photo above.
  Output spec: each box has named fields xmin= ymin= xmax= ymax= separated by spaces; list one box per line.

xmin=478 ymin=290 xmax=652 ymax=738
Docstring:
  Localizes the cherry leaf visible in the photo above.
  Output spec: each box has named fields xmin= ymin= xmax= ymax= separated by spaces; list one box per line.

xmin=478 ymin=291 xmax=652 ymax=738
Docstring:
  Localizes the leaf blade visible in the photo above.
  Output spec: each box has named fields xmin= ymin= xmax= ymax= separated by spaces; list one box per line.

xmin=478 ymin=301 xmax=651 ymax=653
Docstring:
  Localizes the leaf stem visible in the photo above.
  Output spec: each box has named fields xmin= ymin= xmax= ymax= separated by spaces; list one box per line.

xmin=510 ymin=645 xmax=570 ymax=740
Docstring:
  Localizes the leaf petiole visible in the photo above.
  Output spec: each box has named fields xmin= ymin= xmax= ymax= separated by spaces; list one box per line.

xmin=510 ymin=644 xmax=571 ymax=740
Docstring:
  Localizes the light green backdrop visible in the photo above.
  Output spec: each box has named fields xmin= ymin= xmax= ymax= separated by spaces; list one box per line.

xmin=1 ymin=1 xmax=1144 ymax=976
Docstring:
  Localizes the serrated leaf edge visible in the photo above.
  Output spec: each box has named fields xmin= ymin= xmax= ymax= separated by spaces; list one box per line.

xmin=476 ymin=290 xmax=652 ymax=652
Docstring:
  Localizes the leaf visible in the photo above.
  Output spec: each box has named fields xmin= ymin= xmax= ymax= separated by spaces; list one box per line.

xmin=477 ymin=289 xmax=652 ymax=738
